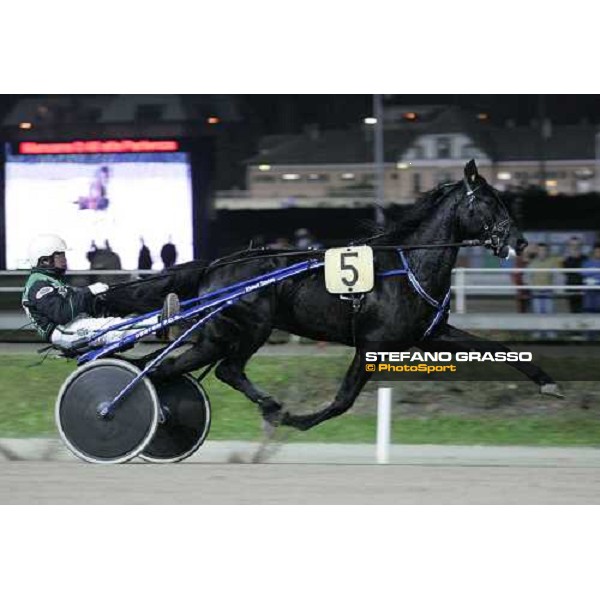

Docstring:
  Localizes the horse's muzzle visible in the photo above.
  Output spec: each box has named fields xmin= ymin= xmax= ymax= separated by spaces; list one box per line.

xmin=497 ymin=236 xmax=527 ymax=259
xmin=497 ymin=244 xmax=516 ymax=259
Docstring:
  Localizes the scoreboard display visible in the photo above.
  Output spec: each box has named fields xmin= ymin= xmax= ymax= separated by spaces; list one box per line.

xmin=3 ymin=139 xmax=196 ymax=270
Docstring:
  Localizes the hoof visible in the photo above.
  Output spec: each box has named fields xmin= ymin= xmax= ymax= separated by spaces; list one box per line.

xmin=280 ymin=412 xmax=313 ymax=431
xmin=261 ymin=418 xmax=278 ymax=436
xmin=540 ymin=383 xmax=565 ymax=399
xmin=261 ymin=403 xmax=283 ymax=427
xmin=259 ymin=396 xmax=282 ymax=416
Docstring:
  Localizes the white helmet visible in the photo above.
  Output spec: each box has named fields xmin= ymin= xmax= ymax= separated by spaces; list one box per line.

xmin=27 ymin=234 xmax=67 ymax=267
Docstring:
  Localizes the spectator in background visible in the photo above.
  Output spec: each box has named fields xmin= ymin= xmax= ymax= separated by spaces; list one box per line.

xmin=87 ymin=240 xmax=122 ymax=285
xmin=86 ymin=240 xmax=99 ymax=267
xmin=268 ymin=237 xmax=291 ymax=250
xmin=138 ymin=237 xmax=152 ymax=271
xmin=160 ymin=237 xmax=177 ymax=269
xmin=582 ymin=244 xmax=600 ymax=313
xmin=103 ymin=241 xmax=121 ymax=270
xmin=294 ymin=228 xmax=321 ymax=250
xmin=526 ymin=242 xmax=561 ymax=315
xmin=512 ymin=248 xmax=531 ymax=313
xmin=250 ymin=234 xmax=266 ymax=248
xmin=562 ymin=236 xmax=588 ymax=313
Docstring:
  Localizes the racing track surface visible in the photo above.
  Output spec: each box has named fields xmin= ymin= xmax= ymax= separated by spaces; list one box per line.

xmin=3 ymin=443 xmax=600 ymax=503
xmin=2 ymin=344 xmax=600 ymax=503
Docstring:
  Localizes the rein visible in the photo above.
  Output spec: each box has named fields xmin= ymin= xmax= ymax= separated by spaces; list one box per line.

xmin=103 ymin=240 xmax=484 ymax=293
xmin=187 ymin=240 xmax=484 ymax=270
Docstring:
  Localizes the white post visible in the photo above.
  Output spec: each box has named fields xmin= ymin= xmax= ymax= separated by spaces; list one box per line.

xmin=376 ymin=387 xmax=392 ymax=464
xmin=455 ymin=267 xmax=466 ymax=314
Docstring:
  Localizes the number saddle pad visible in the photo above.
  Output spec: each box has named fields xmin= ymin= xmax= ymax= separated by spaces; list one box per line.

xmin=324 ymin=246 xmax=374 ymax=294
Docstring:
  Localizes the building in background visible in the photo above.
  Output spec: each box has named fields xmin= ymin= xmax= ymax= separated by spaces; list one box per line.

xmin=4 ymin=98 xmax=598 ymax=207
xmin=3 ymin=96 xmax=600 ymax=258
xmin=234 ymin=105 xmax=598 ymax=209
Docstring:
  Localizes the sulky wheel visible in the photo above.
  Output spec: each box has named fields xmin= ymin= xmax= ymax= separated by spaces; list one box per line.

xmin=56 ymin=358 xmax=159 ymax=464
xmin=140 ymin=374 xmax=211 ymax=463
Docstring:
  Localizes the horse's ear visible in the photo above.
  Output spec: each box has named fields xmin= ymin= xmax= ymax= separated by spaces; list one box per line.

xmin=464 ymin=159 xmax=479 ymax=183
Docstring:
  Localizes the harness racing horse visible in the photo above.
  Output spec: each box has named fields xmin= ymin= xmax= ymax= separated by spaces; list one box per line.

xmin=104 ymin=160 xmax=563 ymax=432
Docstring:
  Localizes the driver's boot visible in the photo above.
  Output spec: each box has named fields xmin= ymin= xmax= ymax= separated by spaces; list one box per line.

xmin=157 ymin=293 xmax=181 ymax=342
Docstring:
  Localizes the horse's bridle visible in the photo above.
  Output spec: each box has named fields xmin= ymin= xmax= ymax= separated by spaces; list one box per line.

xmin=463 ymin=176 xmax=513 ymax=257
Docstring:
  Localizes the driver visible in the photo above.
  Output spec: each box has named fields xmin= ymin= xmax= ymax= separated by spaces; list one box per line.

xmin=22 ymin=234 xmax=180 ymax=350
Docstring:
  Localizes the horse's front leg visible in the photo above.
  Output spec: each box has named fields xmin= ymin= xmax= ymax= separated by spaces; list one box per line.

xmin=279 ymin=349 xmax=373 ymax=431
xmin=425 ymin=324 xmax=564 ymax=398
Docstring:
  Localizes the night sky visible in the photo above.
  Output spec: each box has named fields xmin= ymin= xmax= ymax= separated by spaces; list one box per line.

xmin=1 ymin=95 xmax=599 ymax=135
xmin=241 ymin=94 xmax=600 ymax=134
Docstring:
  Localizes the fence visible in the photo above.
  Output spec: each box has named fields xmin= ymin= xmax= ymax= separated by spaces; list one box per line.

xmin=450 ymin=267 xmax=600 ymax=331
xmin=452 ymin=267 xmax=600 ymax=314
xmin=1 ymin=268 xmax=600 ymax=331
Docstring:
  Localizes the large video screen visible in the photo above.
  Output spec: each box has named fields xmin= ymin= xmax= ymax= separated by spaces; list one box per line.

xmin=5 ymin=145 xmax=194 ymax=270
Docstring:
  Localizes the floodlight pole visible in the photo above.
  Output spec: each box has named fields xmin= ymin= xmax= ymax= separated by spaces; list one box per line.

xmin=374 ymin=94 xmax=386 ymax=227
xmin=538 ymin=94 xmax=547 ymax=190
xmin=596 ymin=132 xmax=600 ymax=193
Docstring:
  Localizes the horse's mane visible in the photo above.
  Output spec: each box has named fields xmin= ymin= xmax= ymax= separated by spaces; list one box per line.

xmin=200 ymin=182 xmax=464 ymax=271
xmin=372 ymin=182 xmax=461 ymax=244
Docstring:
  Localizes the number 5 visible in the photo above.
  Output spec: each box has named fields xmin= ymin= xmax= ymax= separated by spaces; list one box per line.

xmin=340 ymin=251 xmax=359 ymax=286
xmin=324 ymin=245 xmax=374 ymax=294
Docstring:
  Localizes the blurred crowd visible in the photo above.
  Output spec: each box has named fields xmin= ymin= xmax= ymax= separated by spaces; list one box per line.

xmin=249 ymin=228 xmax=322 ymax=251
xmin=512 ymin=236 xmax=600 ymax=316
xmin=81 ymin=229 xmax=600 ymax=322
xmin=85 ymin=237 xmax=179 ymax=275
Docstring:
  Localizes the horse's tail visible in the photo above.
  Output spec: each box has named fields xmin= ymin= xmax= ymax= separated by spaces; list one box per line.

xmin=102 ymin=260 xmax=207 ymax=316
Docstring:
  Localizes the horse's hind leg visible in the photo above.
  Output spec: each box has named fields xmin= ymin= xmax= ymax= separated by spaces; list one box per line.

xmin=215 ymin=329 xmax=282 ymax=417
xmin=151 ymin=302 xmax=262 ymax=382
xmin=278 ymin=349 xmax=373 ymax=431
xmin=151 ymin=339 xmax=223 ymax=381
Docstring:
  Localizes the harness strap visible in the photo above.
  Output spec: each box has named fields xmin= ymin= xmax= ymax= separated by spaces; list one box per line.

xmin=422 ymin=289 xmax=451 ymax=338
xmin=349 ymin=295 xmax=363 ymax=347
xmin=378 ymin=250 xmax=451 ymax=339
xmin=398 ymin=250 xmax=441 ymax=309
xmin=377 ymin=268 xmax=408 ymax=277
xmin=339 ymin=293 xmax=364 ymax=346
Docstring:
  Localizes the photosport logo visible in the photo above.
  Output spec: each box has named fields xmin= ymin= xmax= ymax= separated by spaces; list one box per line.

xmin=361 ymin=344 xmax=542 ymax=382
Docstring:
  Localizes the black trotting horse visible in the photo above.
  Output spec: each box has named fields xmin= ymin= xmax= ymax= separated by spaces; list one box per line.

xmin=105 ymin=160 xmax=563 ymax=431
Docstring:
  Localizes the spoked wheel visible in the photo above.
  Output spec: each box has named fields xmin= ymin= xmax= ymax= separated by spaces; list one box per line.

xmin=56 ymin=359 xmax=159 ymax=464
xmin=140 ymin=375 xmax=211 ymax=463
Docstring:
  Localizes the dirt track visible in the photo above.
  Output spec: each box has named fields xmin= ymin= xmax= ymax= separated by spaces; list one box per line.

xmin=3 ymin=458 xmax=600 ymax=504
xmin=2 ymin=341 xmax=600 ymax=504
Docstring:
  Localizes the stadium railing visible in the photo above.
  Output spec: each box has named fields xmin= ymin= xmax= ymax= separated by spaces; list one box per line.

xmin=1 ymin=268 xmax=600 ymax=332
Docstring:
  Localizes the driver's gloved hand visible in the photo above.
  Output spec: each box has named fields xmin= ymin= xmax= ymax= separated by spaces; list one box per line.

xmin=88 ymin=282 xmax=109 ymax=296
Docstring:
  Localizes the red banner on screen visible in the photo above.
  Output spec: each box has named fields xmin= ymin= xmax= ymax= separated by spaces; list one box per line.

xmin=19 ymin=139 xmax=180 ymax=154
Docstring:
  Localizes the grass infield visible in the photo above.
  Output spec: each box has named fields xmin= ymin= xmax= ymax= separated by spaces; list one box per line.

xmin=1 ymin=353 xmax=600 ymax=446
